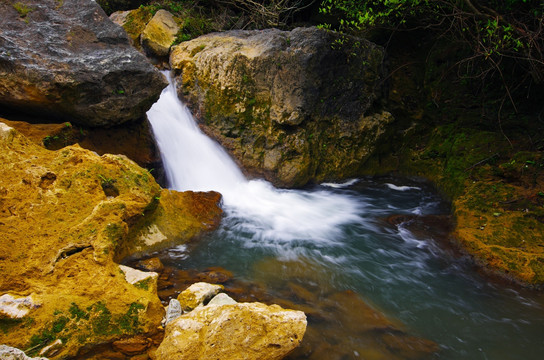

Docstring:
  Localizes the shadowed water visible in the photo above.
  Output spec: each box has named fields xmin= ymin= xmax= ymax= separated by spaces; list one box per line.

xmin=147 ymin=74 xmax=544 ymax=359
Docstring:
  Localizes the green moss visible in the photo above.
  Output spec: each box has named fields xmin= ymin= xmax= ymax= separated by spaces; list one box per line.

xmin=28 ymin=329 xmax=56 ymax=355
xmin=124 ymin=7 xmax=153 ymax=37
xmin=190 ymin=44 xmax=206 ymax=57
xmin=25 ymin=301 xmax=147 ymax=353
xmin=89 ymin=302 xmax=117 ymax=336
xmin=119 ymin=303 xmax=145 ymax=333
xmin=0 ymin=317 xmax=22 ymax=334
xmin=104 ymin=223 xmax=124 ymax=246
xmin=69 ymin=303 xmax=89 ymax=321
xmin=134 ymin=278 xmax=151 ymax=291
xmin=27 ymin=312 xmax=70 ymax=355
xmin=51 ymin=316 xmax=69 ymax=333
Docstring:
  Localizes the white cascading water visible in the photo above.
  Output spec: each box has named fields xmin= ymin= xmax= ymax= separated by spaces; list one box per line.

xmin=147 ymin=73 xmax=362 ymax=247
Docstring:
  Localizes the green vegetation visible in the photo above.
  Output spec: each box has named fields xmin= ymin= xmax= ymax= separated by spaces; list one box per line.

xmin=104 ymin=222 xmax=125 ymax=247
xmin=98 ymin=174 xmax=119 ymax=197
xmin=119 ymin=302 xmax=145 ymax=332
xmin=319 ymin=0 xmax=543 ymax=109
xmin=69 ymin=303 xmax=90 ymax=321
xmin=13 ymin=2 xmax=33 ymax=18
xmin=0 ymin=318 xmax=23 ymax=334
xmin=134 ymin=278 xmax=151 ymax=291
xmin=24 ymin=302 xmax=146 ymax=355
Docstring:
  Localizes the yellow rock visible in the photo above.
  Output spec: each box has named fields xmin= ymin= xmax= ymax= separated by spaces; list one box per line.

xmin=156 ymin=302 xmax=307 ymax=360
xmin=141 ymin=9 xmax=179 ymax=57
xmin=0 ymin=126 xmax=222 ymax=358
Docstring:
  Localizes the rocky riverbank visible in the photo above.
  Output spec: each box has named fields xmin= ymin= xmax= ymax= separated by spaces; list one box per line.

xmin=2 ymin=0 xmax=543 ymax=358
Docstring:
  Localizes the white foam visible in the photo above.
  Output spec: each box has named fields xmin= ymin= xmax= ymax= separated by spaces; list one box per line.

xmin=147 ymin=73 xmax=363 ymax=248
xmin=321 ymin=179 xmax=359 ymax=188
xmin=385 ymin=183 xmax=421 ymax=191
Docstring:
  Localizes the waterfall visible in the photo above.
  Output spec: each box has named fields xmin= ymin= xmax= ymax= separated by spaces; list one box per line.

xmin=146 ymin=73 xmax=362 ymax=248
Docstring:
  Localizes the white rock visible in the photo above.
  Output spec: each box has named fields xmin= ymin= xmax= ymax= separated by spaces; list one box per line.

xmin=207 ymin=293 xmax=237 ymax=307
xmin=0 ymin=294 xmax=39 ymax=319
xmin=119 ymin=264 xmax=158 ymax=285
xmin=0 ymin=345 xmax=48 ymax=360
xmin=38 ymin=339 xmax=62 ymax=357
xmin=0 ymin=123 xmax=14 ymax=142
xmin=164 ymin=298 xmax=182 ymax=326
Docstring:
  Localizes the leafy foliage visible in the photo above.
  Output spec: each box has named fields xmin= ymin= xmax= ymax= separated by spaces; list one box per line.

xmin=320 ymin=0 xmax=544 ymax=108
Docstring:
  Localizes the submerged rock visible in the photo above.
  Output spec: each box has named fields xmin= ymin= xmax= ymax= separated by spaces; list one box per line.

xmin=136 ymin=257 xmax=165 ymax=273
xmin=156 ymin=302 xmax=307 ymax=360
xmin=0 ymin=0 xmax=167 ymax=127
xmin=251 ymin=257 xmax=440 ymax=359
xmin=170 ymin=27 xmax=390 ymax=187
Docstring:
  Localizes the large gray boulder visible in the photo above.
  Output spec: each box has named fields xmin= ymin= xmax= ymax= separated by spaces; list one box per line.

xmin=170 ymin=27 xmax=391 ymax=187
xmin=0 ymin=0 xmax=167 ymax=127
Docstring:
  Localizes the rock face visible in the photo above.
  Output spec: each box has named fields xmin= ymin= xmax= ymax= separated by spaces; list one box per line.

xmin=0 ymin=0 xmax=167 ymax=127
xmin=170 ymin=27 xmax=391 ymax=187
xmin=0 ymin=124 xmax=222 ymax=357
xmin=141 ymin=9 xmax=180 ymax=57
xmin=163 ymin=299 xmax=182 ymax=326
xmin=156 ymin=302 xmax=307 ymax=360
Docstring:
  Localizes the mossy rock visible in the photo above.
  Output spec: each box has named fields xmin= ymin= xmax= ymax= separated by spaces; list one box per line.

xmin=170 ymin=27 xmax=389 ymax=187
xmin=0 ymin=125 xmax=222 ymax=356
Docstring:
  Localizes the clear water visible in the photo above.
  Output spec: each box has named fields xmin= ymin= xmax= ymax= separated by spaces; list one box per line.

xmin=147 ymin=73 xmax=544 ymax=359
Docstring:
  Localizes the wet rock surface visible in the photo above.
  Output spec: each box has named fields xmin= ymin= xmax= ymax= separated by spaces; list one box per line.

xmin=0 ymin=0 xmax=167 ymax=127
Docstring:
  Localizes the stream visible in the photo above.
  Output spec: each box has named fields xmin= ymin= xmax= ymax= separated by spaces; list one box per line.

xmin=146 ymin=73 xmax=544 ymax=359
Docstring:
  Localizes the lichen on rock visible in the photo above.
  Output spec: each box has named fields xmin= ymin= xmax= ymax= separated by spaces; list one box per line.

xmin=0 ymin=126 xmax=222 ymax=357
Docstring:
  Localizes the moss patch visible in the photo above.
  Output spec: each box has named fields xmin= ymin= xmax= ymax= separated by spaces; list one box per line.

xmin=24 ymin=301 xmax=148 ymax=356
